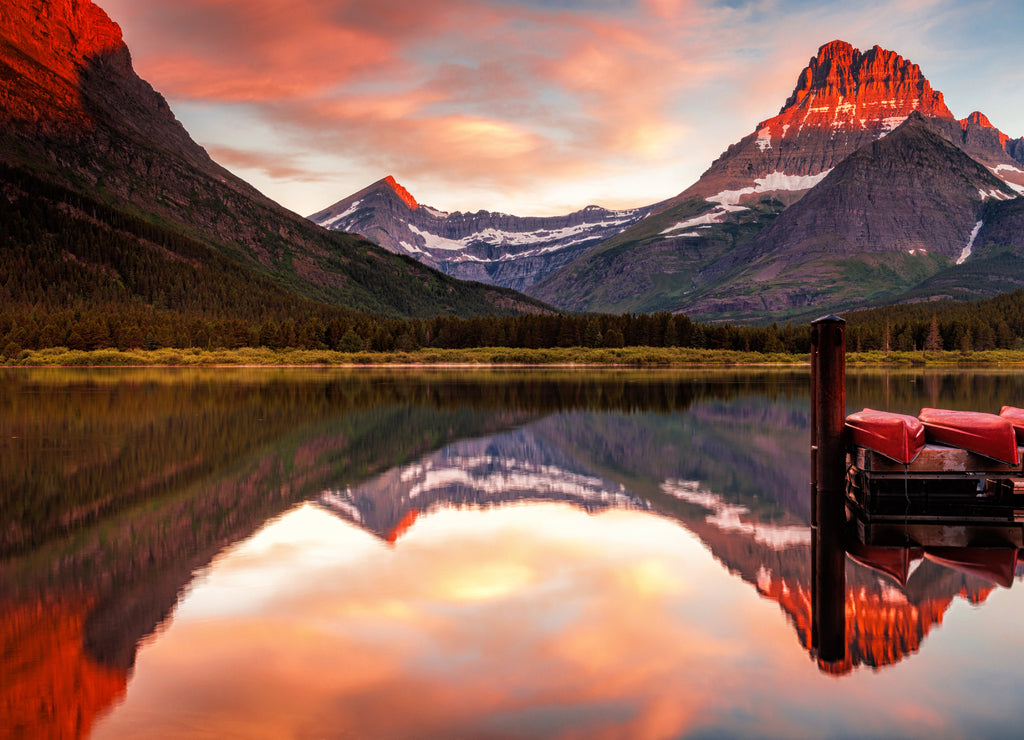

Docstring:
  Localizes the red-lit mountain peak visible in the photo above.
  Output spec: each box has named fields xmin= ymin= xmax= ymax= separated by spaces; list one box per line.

xmin=0 ymin=0 xmax=126 ymax=71
xmin=762 ymin=40 xmax=954 ymax=139
xmin=384 ymin=175 xmax=419 ymax=210
xmin=960 ymin=111 xmax=1010 ymax=148
xmin=675 ymin=40 xmax=961 ymax=203
xmin=0 ymin=0 xmax=130 ymax=128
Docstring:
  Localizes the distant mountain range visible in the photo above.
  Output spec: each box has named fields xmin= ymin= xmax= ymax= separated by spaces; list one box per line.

xmin=309 ymin=176 xmax=657 ymax=292
xmin=314 ymin=40 xmax=1024 ymax=321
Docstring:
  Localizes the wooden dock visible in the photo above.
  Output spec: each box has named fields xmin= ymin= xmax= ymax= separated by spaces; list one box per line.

xmin=845 ymin=444 xmax=1024 ymax=547
xmin=809 ymin=315 xmax=1022 ymax=666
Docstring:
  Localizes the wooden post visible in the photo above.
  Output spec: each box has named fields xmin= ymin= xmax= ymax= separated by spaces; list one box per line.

xmin=810 ymin=323 xmax=819 ymax=526
xmin=810 ymin=315 xmax=846 ymax=664
xmin=812 ymin=315 xmax=846 ymax=517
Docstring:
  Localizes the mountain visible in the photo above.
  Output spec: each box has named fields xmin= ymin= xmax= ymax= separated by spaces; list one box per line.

xmin=530 ymin=41 xmax=1024 ymax=319
xmin=310 ymin=176 xmax=655 ymax=292
xmin=0 ymin=0 xmax=547 ymax=321
xmin=683 ymin=113 xmax=1019 ymax=317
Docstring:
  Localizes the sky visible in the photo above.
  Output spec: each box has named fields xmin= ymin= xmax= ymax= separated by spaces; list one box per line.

xmin=99 ymin=0 xmax=1024 ymax=217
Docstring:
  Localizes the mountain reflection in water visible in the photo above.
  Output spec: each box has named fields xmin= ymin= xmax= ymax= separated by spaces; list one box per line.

xmin=3 ymin=368 xmax=1024 ymax=738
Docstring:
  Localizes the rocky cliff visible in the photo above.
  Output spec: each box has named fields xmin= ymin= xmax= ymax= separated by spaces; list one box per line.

xmin=674 ymin=41 xmax=957 ymax=205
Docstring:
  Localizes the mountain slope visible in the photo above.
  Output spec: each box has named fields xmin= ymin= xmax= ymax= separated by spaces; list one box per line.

xmin=685 ymin=113 xmax=1019 ymax=318
xmin=0 ymin=0 xmax=547 ymax=319
xmin=531 ymin=40 xmax=1024 ymax=318
xmin=310 ymin=176 xmax=655 ymax=292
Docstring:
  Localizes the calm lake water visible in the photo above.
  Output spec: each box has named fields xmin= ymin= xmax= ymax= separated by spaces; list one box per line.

xmin=3 ymin=367 xmax=1024 ymax=739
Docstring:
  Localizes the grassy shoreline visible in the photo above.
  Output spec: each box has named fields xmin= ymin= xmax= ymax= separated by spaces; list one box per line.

xmin=5 ymin=346 xmax=1024 ymax=367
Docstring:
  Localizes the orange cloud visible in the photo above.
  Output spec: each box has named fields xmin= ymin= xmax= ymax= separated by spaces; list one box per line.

xmin=205 ymin=146 xmax=321 ymax=181
xmin=100 ymin=0 xmax=1016 ymax=216
xmin=104 ymin=0 xmax=713 ymax=209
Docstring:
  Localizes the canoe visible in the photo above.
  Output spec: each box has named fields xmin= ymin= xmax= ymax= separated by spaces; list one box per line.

xmin=924 ymin=547 xmax=1019 ymax=589
xmin=999 ymin=406 xmax=1024 ymax=444
xmin=845 ymin=408 xmax=926 ymax=464
xmin=846 ymin=541 xmax=924 ymax=586
xmin=918 ymin=408 xmax=1019 ymax=465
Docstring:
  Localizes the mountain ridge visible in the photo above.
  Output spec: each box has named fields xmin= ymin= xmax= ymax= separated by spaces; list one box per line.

xmin=527 ymin=42 xmax=1024 ymax=319
xmin=310 ymin=175 xmax=657 ymax=292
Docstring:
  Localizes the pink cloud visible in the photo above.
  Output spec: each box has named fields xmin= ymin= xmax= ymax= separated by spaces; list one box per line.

xmin=204 ymin=146 xmax=321 ymax=181
xmin=100 ymin=0 xmax=739 ymax=211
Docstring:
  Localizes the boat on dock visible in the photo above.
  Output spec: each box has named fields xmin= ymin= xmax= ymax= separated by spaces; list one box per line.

xmin=845 ymin=409 xmax=925 ymax=464
xmin=1000 ymin=406 xmax=1024 ymax=443
xmin=843 ymin=407 xmax=1024 ymax=548
xmin=923 ymin=547 xmax=1019 ymax=588
xmin=845 ymin=540 xmax=923 ymax=586
xmin=918 ymin=408 xmax=1019 ymax=465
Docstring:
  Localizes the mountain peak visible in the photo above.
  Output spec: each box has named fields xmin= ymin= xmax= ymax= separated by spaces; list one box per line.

xmin=1 ymin=0 xmax=133 ymax=130
xmin=774 ymin=40 xmax=952 ymax=125
xmin=962 ymin=111 xmax=995 ymax=128
xmin=383 ymin=175 xmax=418 ymax=210
xmin=675 ymin=40 xmax=960 ymax=204
xmin=1 ymin=0 xmax=128 ymax=76
xmin=960 ymin=111 xmax=1009 ymax=148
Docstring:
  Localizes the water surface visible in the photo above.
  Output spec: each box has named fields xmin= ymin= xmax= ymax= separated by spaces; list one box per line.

xmin=3 ymin=368 xmax=1024 ymax=738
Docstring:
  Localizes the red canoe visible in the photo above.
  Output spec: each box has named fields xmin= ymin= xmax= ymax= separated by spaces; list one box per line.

xmin=846 ymin=541 xmax=924 ymax=586
xmin=845 ymin=408 xmax=926 ymax=464
xmin=924 ymin=547 xmax=1019 ymax=588
xmin=918 ymin=408 xmax=1020 ymax=465
xmin=999 ymin=406 xmax=1024 ymax=444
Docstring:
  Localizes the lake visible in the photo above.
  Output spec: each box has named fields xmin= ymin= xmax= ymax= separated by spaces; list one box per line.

xmin=3 ymin=367 xmax=1024 ymax=739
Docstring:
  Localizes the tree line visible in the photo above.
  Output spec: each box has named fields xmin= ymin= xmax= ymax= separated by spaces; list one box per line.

xmin=5 ymin=161 xmax=1024 ymax=356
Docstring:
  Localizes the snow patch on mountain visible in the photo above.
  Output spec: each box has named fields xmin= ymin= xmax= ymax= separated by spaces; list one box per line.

xmin=320 ymin=200 xmax=361 ymax=228
xmin=879 ymin=116 xmax=908 ymax=134
xmin=990 ymin=165 xmax=1024 ymax=195
xmin=978 ymin=188 xmax=1015 ymax=201
xmin=661 ymin=479 xmax=810 ymax=550
xmin=664 ymin=169 xmax=834 ymax=232
xmin=661 ymin=205 xmax=747 ymax=234
xmin=957 ymin=220 xmax=983 ymax=265
xmin=408 ymin=218 xmax=640 ymax=258
xmin=708 ymin=170 xmax=834 ymax=207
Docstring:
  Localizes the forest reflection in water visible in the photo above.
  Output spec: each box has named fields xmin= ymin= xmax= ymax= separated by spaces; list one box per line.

xmin=3 ymin=367 xmax=1024 ymax=738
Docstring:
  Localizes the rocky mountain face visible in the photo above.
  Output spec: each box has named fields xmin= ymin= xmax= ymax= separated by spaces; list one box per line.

xmin=529 ymin=41 xmax=1024 ymax=319
xmin=0 ymin=0 xmax=546 ymax=318
xmin=1007 ymin=137 xmax=1024 ymax=165
xmin=310 ymin=176 xmax=655 ymax=292
xmin=684 ymin=114 xmax=1020 ymax=316
xmin=677 ymin=40 xmax=956 ymax=205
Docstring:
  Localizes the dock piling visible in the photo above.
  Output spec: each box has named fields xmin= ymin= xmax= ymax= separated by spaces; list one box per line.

xmin=810 ymin=315 xmax=847 ymax=664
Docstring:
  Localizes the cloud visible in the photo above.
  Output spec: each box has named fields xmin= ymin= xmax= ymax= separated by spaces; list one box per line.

xmin=103 ymin=0 xmax=722 ymax=210
xmin=101 ymin=0 xmax=1024 ymax=215
xmin=205 ymin=146 xmax=322 ymax=181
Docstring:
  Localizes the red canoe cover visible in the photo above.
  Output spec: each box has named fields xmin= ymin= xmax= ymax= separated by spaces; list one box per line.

xmin=918 ymin=408 xmax=1020 ymax=465
xmin=924 ymin=547 xmax=1019 ymax=589
xmin=845 ymin=408 xmax=926 ymax=464
xmin=999 ymin=406 xmax=1024 ymax=443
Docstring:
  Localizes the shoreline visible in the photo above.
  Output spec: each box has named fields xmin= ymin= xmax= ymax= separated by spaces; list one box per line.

xmin=4 ymin=346 xmax=1024 ymax=368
